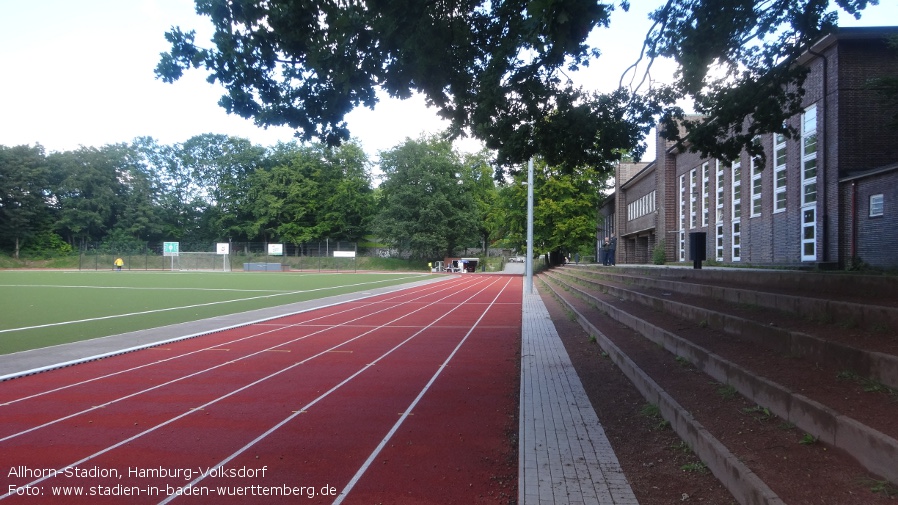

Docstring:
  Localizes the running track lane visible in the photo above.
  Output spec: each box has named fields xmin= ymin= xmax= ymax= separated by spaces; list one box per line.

xmin=0 ymin=275 xmax=521 ymax=504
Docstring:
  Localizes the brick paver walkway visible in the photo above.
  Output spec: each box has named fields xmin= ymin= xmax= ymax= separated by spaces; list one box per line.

xmin=520 ymin=287 xmax=638 ymax=505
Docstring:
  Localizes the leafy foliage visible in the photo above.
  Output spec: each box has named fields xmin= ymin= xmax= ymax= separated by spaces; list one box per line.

xmin=157 ymin=0 xmax=875 ymax=173
xmin=156 ymin=0 xmax=656 ymax=173
xmin=373 ymin=135 xmax=478 ymax=259
xmin=490 ymin=158 xmax=605 ymax=258
xmin=0 ymin=145 xmax=50 ymax=257
xmin=0 ymin=137 xmax=376 ymax=254
xmin=643 ymin=0 xmax=876 ymax=166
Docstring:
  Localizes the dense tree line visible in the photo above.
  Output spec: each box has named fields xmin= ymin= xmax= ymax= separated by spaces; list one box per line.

xmin=0 ymin=135 xmax=374 ymax=258
xmin=0 ymin=134 xmax=601 ymax=262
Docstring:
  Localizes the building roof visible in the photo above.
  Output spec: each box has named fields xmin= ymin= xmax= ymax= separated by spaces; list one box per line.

xmin=840 ymin=161 xmax=898 ymax=183
xmin=797 ymin=26 xmax=898 ymax=65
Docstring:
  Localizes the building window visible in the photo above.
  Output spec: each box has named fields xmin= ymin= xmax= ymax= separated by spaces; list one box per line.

xmin=716 ymin=161 xmax=725 ymax=224
xmin=801 ymin=105 xmax=818 ymax=261
xmin=773 ymin=133 xmax=787 ymax=212
xmin=679 ymin=230 xmax=686 ymax=262
xmin=731 ymin=161 xmax=742 ymax=220
xmin=690 ymin=168 xmax=697 ymax=228
xmin=802 ymin=208 xmax=816 ymax=260
xmin=870 ymin=194 xmax=884 ymax=217
xmin=679 ymin=174 xmax=686 ymax=261
xmin=731 ymin=160 xmax=741 ymax=262
xmin=702 ymin=162 xmax=710 ymax=227
xmin=751 ymin=155 xmax=762 ymax=217
xmin=716 ymin=223 xmax=724 ymax=261
xmin=732 ymin=221 xmax=741 ymax=261
xmin=627 ymin=191 xmax=656 ymax=221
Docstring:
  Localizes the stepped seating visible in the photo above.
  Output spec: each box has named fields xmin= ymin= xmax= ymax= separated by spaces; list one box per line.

xmin=538 ymin=265 xmax=898 ymax=504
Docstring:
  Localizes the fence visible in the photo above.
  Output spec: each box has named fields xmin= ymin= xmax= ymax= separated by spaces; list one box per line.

xmin=79 ymin=241 xmax=362 ymax=272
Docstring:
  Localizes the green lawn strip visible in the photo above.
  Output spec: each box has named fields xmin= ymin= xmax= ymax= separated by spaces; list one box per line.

xmin=0 ymin=271 xmax=431 ymax=354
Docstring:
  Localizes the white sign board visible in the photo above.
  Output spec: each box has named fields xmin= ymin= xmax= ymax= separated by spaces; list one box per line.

xmin=216 ymin=243 xmax=230 ymax=255
xmin=333 ymin=251 xmax=356 ymax=258
xmin=268 ymin=243 xmax=284 ymax=256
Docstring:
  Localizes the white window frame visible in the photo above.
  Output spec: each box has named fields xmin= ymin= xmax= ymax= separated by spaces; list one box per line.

xmin=870 ymin=194 xmax=884 ymax=217
xmin=801 ymin=105 xmax=818 ymax=261
xmin=716 ymin=223 xmax=724 ymax=261
xmin=773 ymin=133 xmax=787 ymax=213
xmin=732 ymin=221 xmax=741 ymax=262
xmin=751 ymin=155 xmax=762 ymax=217
xmin=702 ymin=162 xmax=710 ymax=227
xmin=690 ymin=168 xmax=697 ymax=229
xmin=731 ymin=161 xmax=742 ymax=220
xmin=716 ymin=161 xmax=725 ymax=224
xmin=679 ymin=174 xmax=686 ymax=261
xmin=731 ymin=160 xmax=742 ymax=262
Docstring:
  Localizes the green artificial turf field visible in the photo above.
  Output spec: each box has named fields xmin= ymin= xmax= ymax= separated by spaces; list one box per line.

xmin=0 ymin=270 xmax=431 ymax=355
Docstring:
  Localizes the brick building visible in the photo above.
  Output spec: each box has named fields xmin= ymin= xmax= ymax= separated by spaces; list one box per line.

xmin=600 ymin=26 xmax=898 ymax=270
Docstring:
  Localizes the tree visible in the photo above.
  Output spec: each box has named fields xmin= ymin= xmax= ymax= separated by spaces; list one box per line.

xmin=0 ymin=145 xmax=50 ymax=257
xmin=491 ymin=159 xmax=603 ymax=263
xmin=139 ymin=139 xmax=209 ymax=243
xmin=317 ymin=141 xmax=375 ymax=242
xmin=156 ymin=0 xmax=659 ymax=173
xmin=463 ymin=150 xmax=498 ymax=255
xmin=640 ymin=0 xmax=876 ymax=166
xmin=374 ymin=135 xmax=478 ymax=260
xmin=246 ymin=145 xmax=321 ymax=247
xmin=104 ymin=142 xmax=165 ymax=250
xmin=157 ymin=1 xmax=873 ymax=173
xmin=178 ymin=134 xmax=265 ymax=241
xmin=48 ymin=147 xmax=122 ymax=247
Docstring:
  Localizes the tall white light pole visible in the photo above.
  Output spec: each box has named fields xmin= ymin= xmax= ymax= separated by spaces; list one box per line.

xmin=525 ymin=158 xmax=534 ymax=294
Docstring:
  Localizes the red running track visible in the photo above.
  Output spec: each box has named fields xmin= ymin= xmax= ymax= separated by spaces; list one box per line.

xmin=0 ymin=275 xmax=521 ymax=504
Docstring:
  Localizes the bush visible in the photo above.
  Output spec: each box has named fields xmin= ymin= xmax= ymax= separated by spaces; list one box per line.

xmin=20 ymin=232 xmax=74 ymax=258
xmin=652 ymin=240 xmax=667 ymax=265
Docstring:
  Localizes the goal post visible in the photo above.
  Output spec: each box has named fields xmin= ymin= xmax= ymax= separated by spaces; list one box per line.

xmin=169 ymin=251 xmax=231 ymax=272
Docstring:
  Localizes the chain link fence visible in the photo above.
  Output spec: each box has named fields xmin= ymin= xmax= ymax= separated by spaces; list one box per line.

xmin=78 ymin=241 xmax=363 ymax=272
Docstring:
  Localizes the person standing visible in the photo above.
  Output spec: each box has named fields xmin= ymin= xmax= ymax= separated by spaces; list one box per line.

xmin=601 ymin=237 xmax=610 ymax=265
xmin=609 ymin=234 xmax=617 ymax=266
xmin=114 ymin=257 xmax=124 ymax=271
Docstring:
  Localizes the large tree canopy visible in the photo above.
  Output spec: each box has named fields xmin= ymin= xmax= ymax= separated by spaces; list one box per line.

xmin=158 ymin=0 xmax=873 ymax=172
xmin=373 ymin=135 xmax=478 ymax=259
xmin=156 ymin=0 xmax=656 ymax=171
xmin=642 ymin=0 xmax=877 ymax=165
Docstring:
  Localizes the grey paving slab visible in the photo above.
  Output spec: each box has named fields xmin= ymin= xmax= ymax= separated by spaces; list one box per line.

xmin=520 ymin=286 xmax=638 ymax=505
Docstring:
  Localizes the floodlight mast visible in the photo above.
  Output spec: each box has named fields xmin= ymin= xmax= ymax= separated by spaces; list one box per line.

xmin=525 ymin=158 xmax=534 ymax=294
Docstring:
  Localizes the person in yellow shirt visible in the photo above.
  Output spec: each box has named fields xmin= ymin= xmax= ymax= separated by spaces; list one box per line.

xmin=114 ymin=257 xmax=124 ymax=271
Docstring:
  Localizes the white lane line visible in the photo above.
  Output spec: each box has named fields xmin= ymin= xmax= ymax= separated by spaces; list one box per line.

xmin=157 ymin=278 xmax=505 ymax=504
xmin=1 ymin=277 xmax=496 ymax=501
xmin=0 ymin=278 xmax=488 ymax=441
xmin=0 ymin=276 xmax=476 ymax=404
xmin=0 ymin=275 xmax=429 ymax=334
xmin=332 ymin=276 xmax=514 ymax=504
xmin=0 ymin=284 xmax=293 ymax=292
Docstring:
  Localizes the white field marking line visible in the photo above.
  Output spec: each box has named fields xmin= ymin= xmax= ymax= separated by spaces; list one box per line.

xmin=0 ymin=276 xmax=498 ymax=501
xmin=0 ymin=284 xmax=294 ymax=292
xmin=332 ymin=276 xmax=514 ymax=504
xmin=0 ymin=276 xmax=477 ymax=404
xmin=0 ymin=278 xmax=488 ymax=441
xmin=0 ymin=275 xmax=457 ymax=379
xmin=0 ymin=275 xmax=429 ymax=335
xmin=158 ymin=277 xmax=504 ymax=504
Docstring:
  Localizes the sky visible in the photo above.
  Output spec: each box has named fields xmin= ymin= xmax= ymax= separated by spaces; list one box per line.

xmin=1 ymin=1 xmax=895 ymax=161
